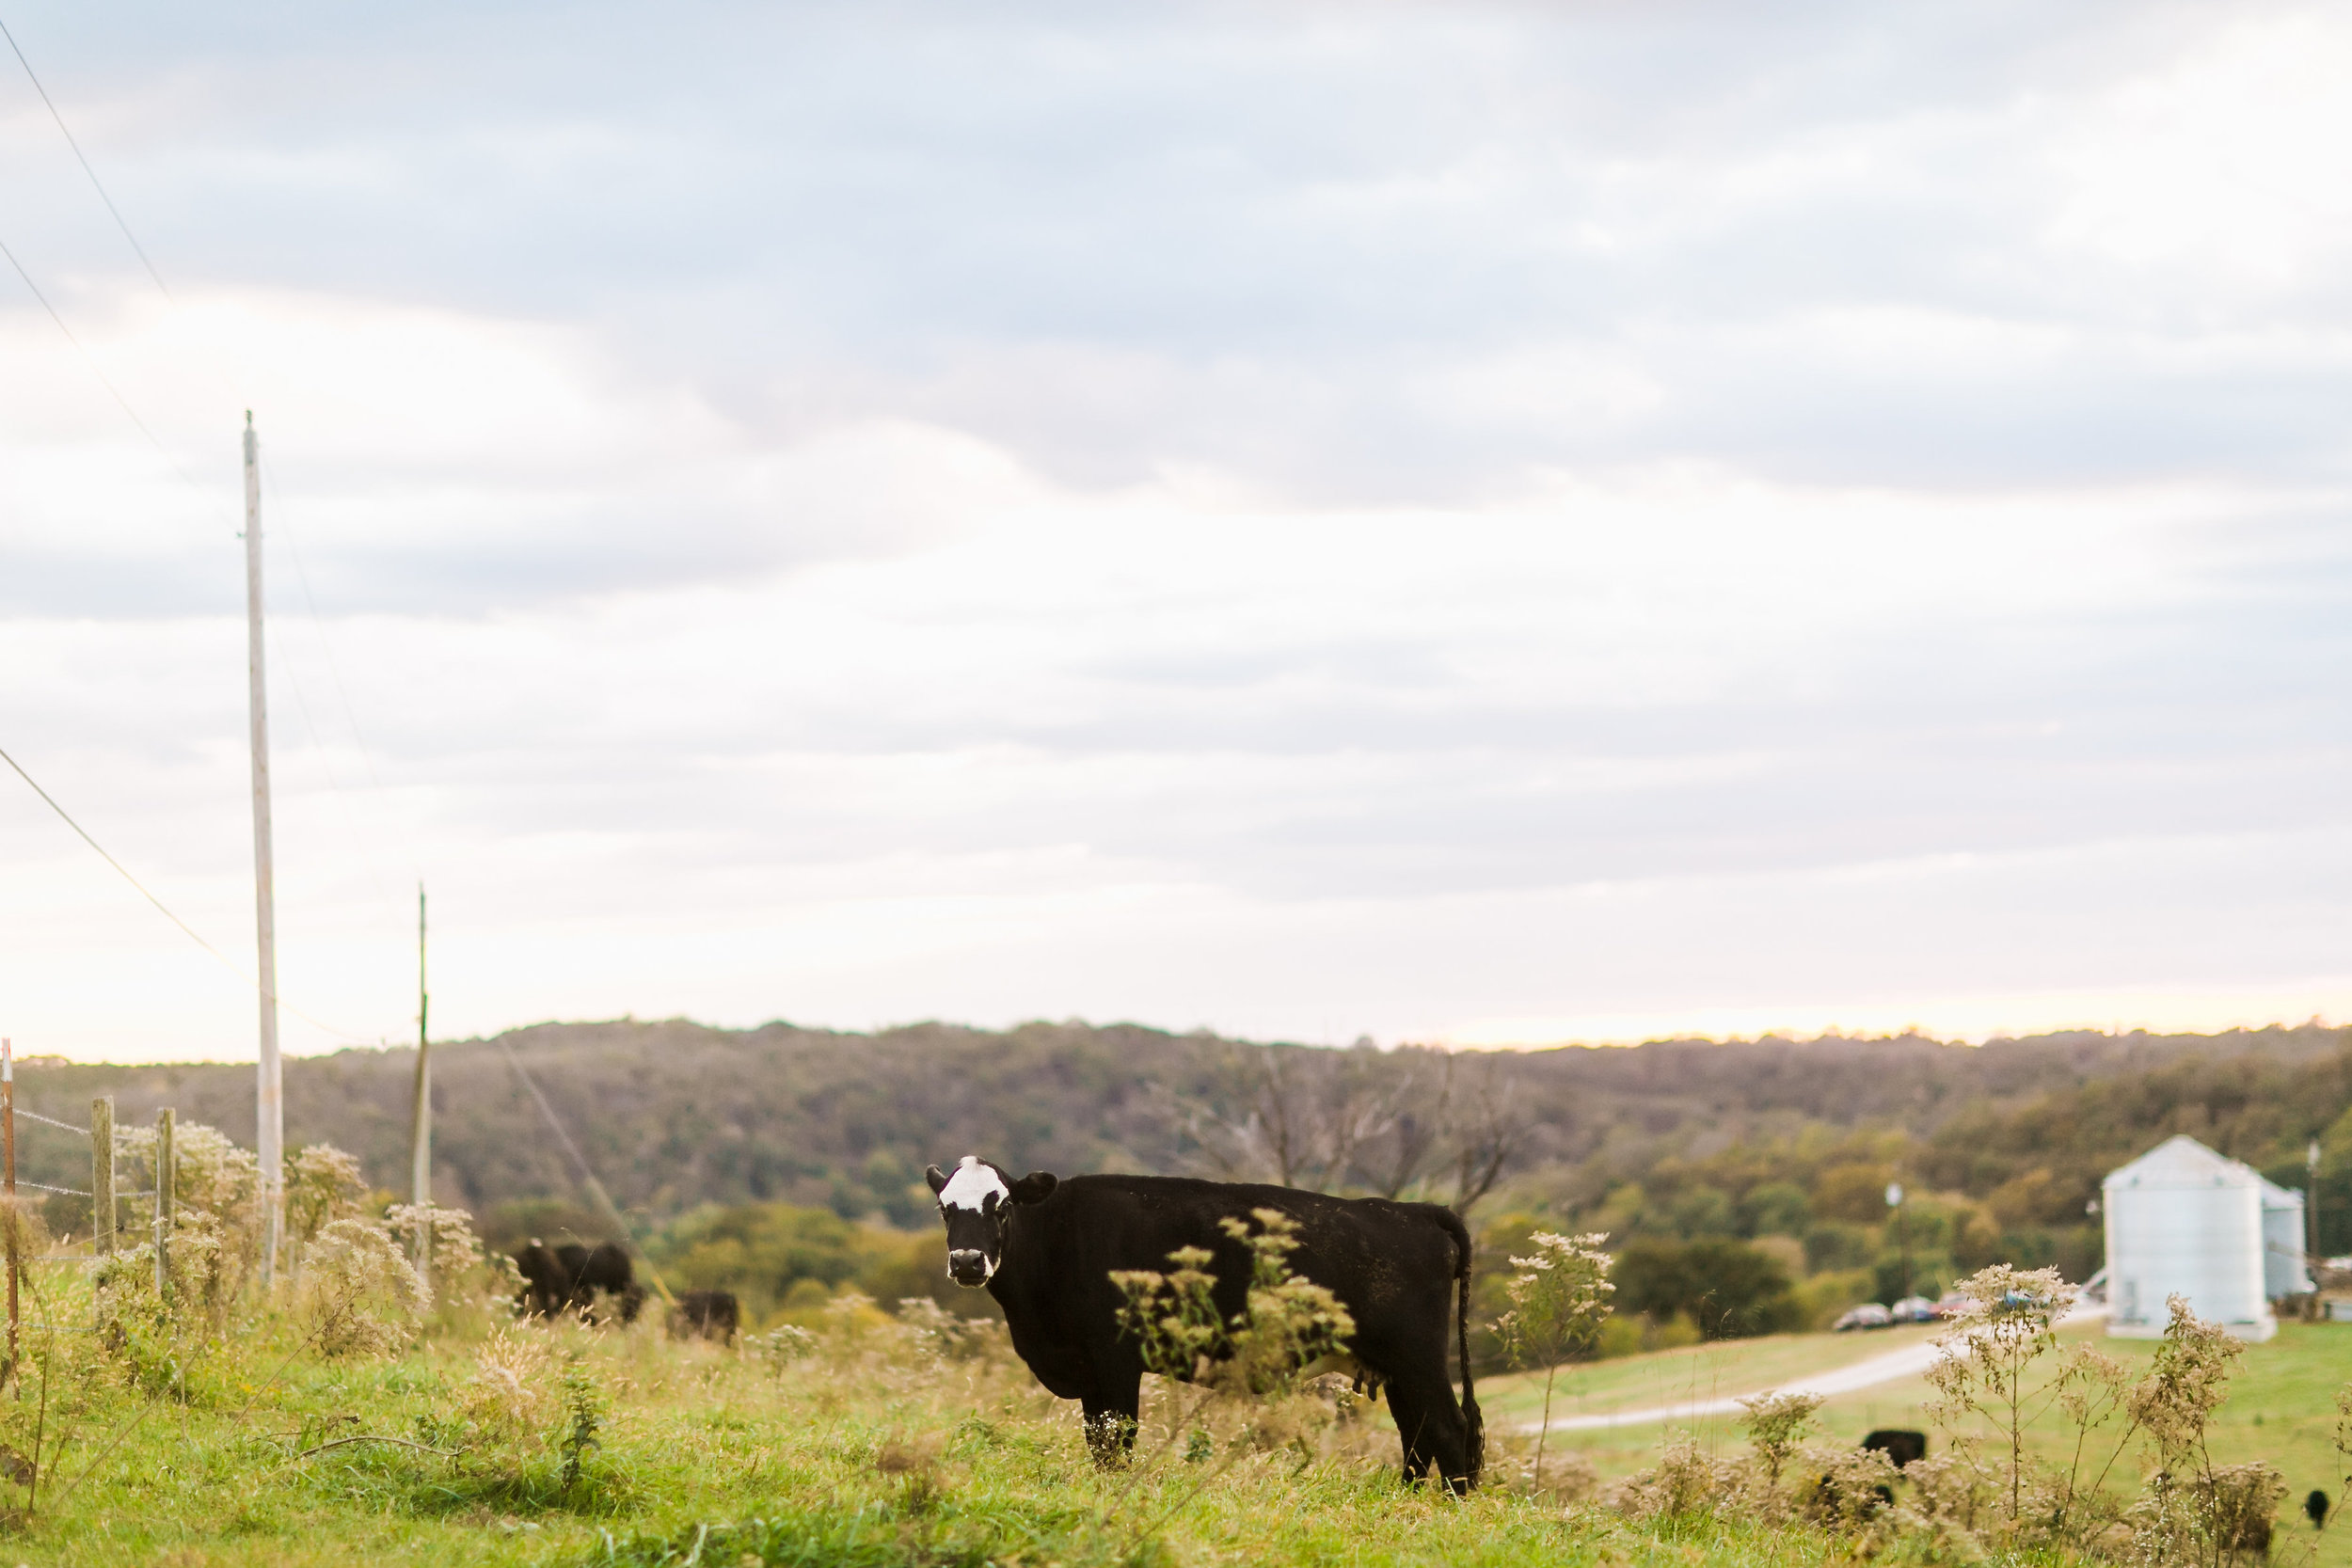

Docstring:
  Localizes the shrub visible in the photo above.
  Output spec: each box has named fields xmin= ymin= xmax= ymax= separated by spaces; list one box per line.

xmin=284 ymin=1144 xmax=368 ymax=1285
xmin=1737 ymin=1389 xmax=1824 ymax=1497
xmin=1740 ymin=1180 xmax=1812 ymax=1237
xmin=115 ymin=1120 xmax=263 ymax=1311
xmin=1793 ymin=1267 xmax=1876 ymax=1329
xmin=1612 ymin=1236 xmax=1802 ymax=1338
xmin=296 ymin=1219 xmax=428 ymax=1358
xmin=1610 ymin=1439 xmax=1743 ymax=1521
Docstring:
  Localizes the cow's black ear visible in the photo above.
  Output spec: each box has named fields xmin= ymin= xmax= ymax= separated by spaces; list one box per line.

xmin=1009 ymin=1171 xmax=1057 ymax=1205
xmin=925 ymin=1164 xmax=950 ymax=1196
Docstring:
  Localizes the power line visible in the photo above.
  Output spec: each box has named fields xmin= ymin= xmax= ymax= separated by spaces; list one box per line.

xmin=0 ymin=230 xmax=199 ymax=494
xmin=260 ymin=457 xmax=411 ymax=921
xmin=0 ymin=741 xmax=369 ymax=1042
xmin=0 ymin=15 xmax=249 ymax=504
xmin=0 ymin=11 xmax=171 ymax=299
xmin=262 ymin=457 xmax=391 ymax=797
xmin=496 ymin=1038 xmax=676 ymax=1307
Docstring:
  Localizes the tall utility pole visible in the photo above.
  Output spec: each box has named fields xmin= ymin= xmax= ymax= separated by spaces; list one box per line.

xmin=4 ymin=1037 xmax=16 ymax=1373
xmin=244 ymin=412 xmax=283 ymax=1285
xmin=2312 ymin=1138 xmax=2325 ymax=1270
xmin=410 ymin=885 xmax=431 ymax=1210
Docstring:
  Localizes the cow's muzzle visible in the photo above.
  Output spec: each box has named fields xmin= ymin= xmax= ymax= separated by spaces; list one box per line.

xmin=946 ymin=1248 xmax=992 ymax=1287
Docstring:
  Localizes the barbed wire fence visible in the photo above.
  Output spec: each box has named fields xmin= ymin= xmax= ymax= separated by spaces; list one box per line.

xmin=1 ymin=1043 xmax=190 ymax=1359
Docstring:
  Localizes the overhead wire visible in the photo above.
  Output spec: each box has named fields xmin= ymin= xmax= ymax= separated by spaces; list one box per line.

xmin=0 ymin=18 xmax=216 ymax=501
xmin=0 ymin=742 xmax=372 ymax=1043
xmin=260 ymin=455 xmax=409 ymax=918
xmin=268 ymin=459 xmax=391 ymax=794
xmin=0 ymin=15 xmax=418 ymax=1048
xmin=497 ymin=1038 xmax=677 ymax=1307
xmin=0 ymin=11 xmax=170 ymax=300
xmin=0 ymin=230 xmax=207 ymax=500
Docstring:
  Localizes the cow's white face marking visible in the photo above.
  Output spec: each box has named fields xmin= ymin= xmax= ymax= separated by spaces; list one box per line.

xmin=939 ymin=1154 xmax=1010 ymax=1214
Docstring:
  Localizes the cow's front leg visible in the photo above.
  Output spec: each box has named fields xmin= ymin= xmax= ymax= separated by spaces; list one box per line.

xmin=1081 ymin=1368 xmax=1143 ymax=1468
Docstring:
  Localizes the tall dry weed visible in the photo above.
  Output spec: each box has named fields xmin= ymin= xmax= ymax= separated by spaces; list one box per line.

xmin=297 ymin=1219 xmax=427 ymax=1357
xmin=461 ymin=1325 xmax=555 ymax=1447
xmin=385 ymin=1203 xmax=492 ymax=1295
xmin=1923 ymin=1263 xmax=2076 ymax=1528
xmin=1493 ymin=1229 xmax=1613 ymax=1492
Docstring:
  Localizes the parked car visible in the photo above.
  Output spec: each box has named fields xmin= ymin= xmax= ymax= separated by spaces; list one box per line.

xmin=1935 ymin=1291 xmax=1970 ymax=1318
xmin=1889 ymin=1295 xmax=1939 ymax=1323
xmin=1833 ymin=1302 xmax=1893 ymax=1332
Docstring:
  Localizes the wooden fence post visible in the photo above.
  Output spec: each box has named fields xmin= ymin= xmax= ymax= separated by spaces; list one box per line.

xmin=90 ymin=1096 xmax=114 ymax=1256
xmin=154 ymin=1108 xmax=174 ymax=1299
xmin=3 ymin=1037 xmax=14 ymax=1377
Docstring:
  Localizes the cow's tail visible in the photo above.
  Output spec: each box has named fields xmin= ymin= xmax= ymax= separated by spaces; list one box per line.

xmin=1441 ymin=1208 xmax=1484 ymax=1487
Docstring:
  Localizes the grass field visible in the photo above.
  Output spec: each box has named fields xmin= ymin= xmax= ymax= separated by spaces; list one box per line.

xmin=0 ymin=1274 xmax=1904 ymax=1568
xmin=1480 ymin=1323 xmax=1948 ymax=1427
xmin=4 ymin=1254 xmax=2344 ymax=1568
xmin=1500 ymin=1317 xmax=2352 ymax=1568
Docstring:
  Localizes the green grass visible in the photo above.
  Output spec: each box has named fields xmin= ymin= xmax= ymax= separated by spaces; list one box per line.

xmin=1525 ymin=1318 xmax=2352 ymax=1568
xmin=0 ymin=1280 xmax=1931 ymax=1568
xmin=7 ymin=1265 xmax=2343 ymax=1568
xmin=1480 ymin=1323 xmax=1947 ymax=1425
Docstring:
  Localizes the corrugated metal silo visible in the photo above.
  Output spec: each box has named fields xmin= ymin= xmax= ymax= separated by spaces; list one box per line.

xmin=2102 ymin=1134 xmax=2274 ymax=1341
xmin=2260 ymin=1178 xmax=2312 ymax=1300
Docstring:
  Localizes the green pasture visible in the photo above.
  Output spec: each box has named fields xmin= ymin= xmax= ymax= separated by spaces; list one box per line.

xmin=1479 ymin=1322 xmax=1946 ymax=1428
xmin=0 ymin=1280 xmax=1899 ymax=1568
xmin=7 ymin=1257 xmax=2347 ymax=1568
xmin=1505 ymin=1318 xmax=2352 ymax=1566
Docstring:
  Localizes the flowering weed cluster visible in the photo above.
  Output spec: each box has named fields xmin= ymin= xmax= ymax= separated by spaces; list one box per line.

xmin=1605 ymin=1266 xmax=2296 ymax=1568
xmin=1492 ymin=1229 xmax=1613 ymax=1490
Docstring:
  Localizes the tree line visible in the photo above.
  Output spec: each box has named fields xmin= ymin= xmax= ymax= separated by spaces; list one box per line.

xmin=15 ymin=1015 xmax=2351 ymax=1349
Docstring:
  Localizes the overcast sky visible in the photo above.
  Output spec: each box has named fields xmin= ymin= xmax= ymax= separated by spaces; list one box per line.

xmin=3 ymin=1 xmax=2349 ymax=1062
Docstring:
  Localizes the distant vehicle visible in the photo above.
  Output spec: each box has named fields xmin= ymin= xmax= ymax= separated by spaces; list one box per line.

xmin=1936 ymin=1291 xmax=1969 ymax=1318
xmin=1834 ymin=1302 xmax=1893 ymax=1332
xmin=1889 ymin=1295 xmax=1939 ymax=1323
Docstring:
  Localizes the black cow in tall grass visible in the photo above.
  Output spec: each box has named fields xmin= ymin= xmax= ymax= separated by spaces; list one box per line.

xmin=513 ymin=1239 xmax=646 ymax=1323
xmin=924 ymin=1155 xmax=1483 ymax=1492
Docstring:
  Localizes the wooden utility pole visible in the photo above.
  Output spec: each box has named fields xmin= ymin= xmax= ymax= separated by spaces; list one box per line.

xmin=154 ymin=1108 xmax=175 ymax=1300
xmin=244 ymin=412 xmax=284 ymax=1285
xmin=4 ymin=1037 xmax=15 ymax=1371
xmin=90 ymin=1097 xmax=115 ymax=1256
xmin=409 ymin=883 xmax=431 ymax=1272
xmin=2312 ymin=1138 xmax=2324 ymax=1273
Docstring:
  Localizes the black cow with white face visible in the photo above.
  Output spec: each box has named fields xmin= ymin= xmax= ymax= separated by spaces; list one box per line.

xmin=926 ymin=1155 xmax=1482 ymax=1491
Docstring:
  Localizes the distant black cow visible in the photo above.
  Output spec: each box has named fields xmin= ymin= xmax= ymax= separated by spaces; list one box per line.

xmin=550 ymin=1241 xmax=588 ymax=1297
xmin=515 ymin=1240 xmax=644 ymax=1323
xmin=1863 ymin=1429 xmax=1928 ymax=1469
xmin=669 ymin=1289 xmax=740 ymax=1344
xmin=515 ymin=1239 xmax=572 ymax=1317
xmin=571 ymin=1242 xmax=644 ymax=1323
xmin=1810 ymin=1471 xmax=1897 ymax=1519
xmin=2309 ymin=1490 xmax=2330 ymax=1529
xmin=924 ymin=1155 xmax=1482 ymax=1492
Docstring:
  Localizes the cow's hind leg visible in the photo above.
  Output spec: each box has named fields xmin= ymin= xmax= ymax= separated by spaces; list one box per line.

xmin=1383 ymin=1366 xmax=1473 ymax=1495
xmin=1081 ymin=1366 xmax=1144 ymax=1469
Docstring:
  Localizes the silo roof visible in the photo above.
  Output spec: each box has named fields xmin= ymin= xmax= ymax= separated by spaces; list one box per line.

xmin=2103 ymin=1133 xmax=2265 ymax=1191
xmin=2258 ymin=1176 xmax=2305 ymax=1211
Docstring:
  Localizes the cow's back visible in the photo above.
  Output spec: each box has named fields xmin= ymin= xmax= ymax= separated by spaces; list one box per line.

xmin=993 ymin=1174 xmax=1463 ymax=1371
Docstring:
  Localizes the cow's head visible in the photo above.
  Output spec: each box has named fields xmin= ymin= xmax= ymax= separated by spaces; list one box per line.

xmin=925 ymin=1156 xmax=1057 ymax=1287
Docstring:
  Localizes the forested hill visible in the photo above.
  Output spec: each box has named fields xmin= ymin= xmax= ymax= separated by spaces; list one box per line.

xmin=12 ymin=1017 xmax=2352 ymax=1252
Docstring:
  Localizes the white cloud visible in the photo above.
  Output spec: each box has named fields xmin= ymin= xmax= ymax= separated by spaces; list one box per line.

xmin=0 ymin=1 xmax=2349 ymax=1061
xmin=2048 ymin=11 xmax=2352 ymax=289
